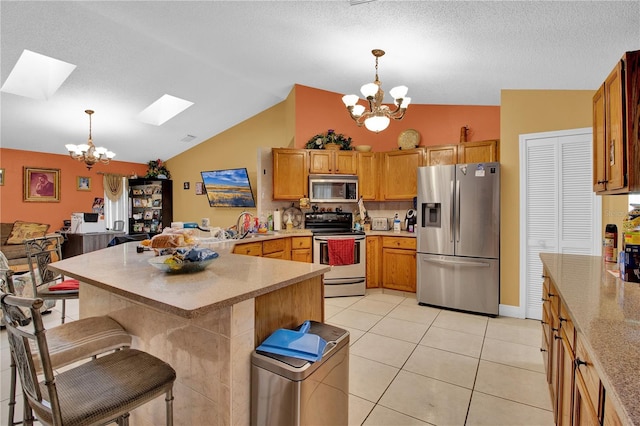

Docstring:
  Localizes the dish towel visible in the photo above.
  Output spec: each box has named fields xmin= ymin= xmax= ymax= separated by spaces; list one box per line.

xmin=48 ymin=279 xmax=80 ymax=291
xmin=328 ymin=239 xmax=355 ymax=266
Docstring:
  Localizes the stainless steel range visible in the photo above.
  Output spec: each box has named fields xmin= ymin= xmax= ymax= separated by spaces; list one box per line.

xmin=304 ymin=211 xmax=366 ymax=297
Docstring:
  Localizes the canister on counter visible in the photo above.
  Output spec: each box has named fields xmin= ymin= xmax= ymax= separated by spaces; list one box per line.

xmin=604 ymin=224 xmax=618 ymax=263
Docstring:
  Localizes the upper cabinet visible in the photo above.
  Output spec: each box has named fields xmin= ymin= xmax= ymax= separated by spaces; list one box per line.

xmin=272 ymin=148 xmax=308 ymax=200
xmin=380 ymin=148 xmax=425 ymax=200
xmin=357 ymin=152 xmax=378 ymax=200
xmin=309 ymin=150 xmax=357 ymax=174
xmin=593 ymin=50 xmax=640 ymax=194
xmin=425 ymin=140 xmax=499 ymax=166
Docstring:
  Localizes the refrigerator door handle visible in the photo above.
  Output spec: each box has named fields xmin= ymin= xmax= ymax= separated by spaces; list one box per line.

xmin=450 ymin=180 xmax=455 ymax=243
xmin=455 ymin=180 xmax=461 ymax=243
xmin=421 ymin=257 xmax=491 ymax=268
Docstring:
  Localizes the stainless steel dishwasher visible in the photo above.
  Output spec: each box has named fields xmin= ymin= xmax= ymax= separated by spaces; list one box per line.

xmin=251 ymin=321 xmax=349 ymax=426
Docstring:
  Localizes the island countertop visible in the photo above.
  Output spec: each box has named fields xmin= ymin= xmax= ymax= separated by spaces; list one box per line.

xmin=49 ymin=241 xmax=330 ymax=319
xmin=540 ymin=253 xmax=640 ymax=425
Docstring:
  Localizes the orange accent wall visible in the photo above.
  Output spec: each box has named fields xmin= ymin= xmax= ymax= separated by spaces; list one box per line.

xmin=294 ymin=84 xmax=500 ymax=150
xmin=0 ymin=148 xmax=147 ymax=230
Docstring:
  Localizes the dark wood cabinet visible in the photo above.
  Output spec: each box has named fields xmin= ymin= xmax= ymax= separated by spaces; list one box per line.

xmin=593 ymin=50 xmax=640 ymax=194
xmin=62 ymin=231 xmax=125 ymax=258
xmin=128 ymin=179 xmax=173 ymax=236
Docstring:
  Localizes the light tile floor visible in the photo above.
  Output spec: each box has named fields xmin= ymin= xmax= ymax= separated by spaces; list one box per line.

xmin=1 ymin=293 xmax=554 ymax=425
xmin=325 ymin=290 xmax=554 ymax=426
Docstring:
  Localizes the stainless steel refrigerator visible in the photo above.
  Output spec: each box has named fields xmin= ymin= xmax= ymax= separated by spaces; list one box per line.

xmin=416 ymin=163 xmax=500 ymax=316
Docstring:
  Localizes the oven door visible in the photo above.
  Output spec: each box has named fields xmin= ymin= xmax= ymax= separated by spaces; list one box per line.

xmin=313 ymin=234 xmax=366 ymax=297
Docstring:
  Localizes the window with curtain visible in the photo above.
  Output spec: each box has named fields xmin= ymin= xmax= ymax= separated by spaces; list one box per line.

xmin=103 ymin=175 xmax=128 ymax=232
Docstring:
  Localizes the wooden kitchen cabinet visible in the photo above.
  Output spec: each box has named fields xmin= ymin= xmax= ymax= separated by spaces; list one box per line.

xmin=272 ymin=148 xmax=309 ymax=200
xmin=365 ymin=236 xmax=381 ymax=288
xmin=262 ymin=238 xmax=290 ymax=260
xmin=309 ymin=150 xmax=357 ymax=174
xmin=380 ymin=148 xmax=425 ymax=200
xmin=232 ymin=241 xmax=262 ymax=256
xmin=290 ymin=236 xmax=312 ymax=263
xmin=457 ymin=140 xmax=499 ymax=163
xmin=357 ymin=152 xmax=378 ymax=200
xmin=425 ymin=144 xmax=457 ymax=165
xmin=381 ymin=236 xmax=416 ymax=292
xmin=593 ymin=50 xmax=640 ymax=194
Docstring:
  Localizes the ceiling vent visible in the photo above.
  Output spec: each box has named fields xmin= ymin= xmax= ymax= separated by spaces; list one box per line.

xmin=180 ymin=134 xmax=196 ymax=143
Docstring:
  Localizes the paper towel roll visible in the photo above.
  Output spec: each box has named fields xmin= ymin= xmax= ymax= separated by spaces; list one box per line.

xmin=273 ymin=209 xmax=282 ymax=231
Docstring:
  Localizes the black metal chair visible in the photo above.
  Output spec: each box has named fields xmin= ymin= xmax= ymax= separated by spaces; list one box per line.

xmin=0 ymin=267 xmax=133 ymax=426
xmin=24 ymin=234 xmax=78 ymax=324
xmin=1 ymin=291 xmax=176 ymax=426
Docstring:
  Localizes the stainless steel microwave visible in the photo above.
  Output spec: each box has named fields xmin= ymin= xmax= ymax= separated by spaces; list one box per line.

xmin=309 ymin=174 xmax=358 ymax=203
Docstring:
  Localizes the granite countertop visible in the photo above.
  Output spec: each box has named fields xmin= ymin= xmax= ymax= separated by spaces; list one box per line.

xmin=365 ymin=230 xmax=417 ymax=237
xmin=540 ymin=253 xmax=640 ymax=425
xmin=50 ymin=241 xmax=329 ymax=319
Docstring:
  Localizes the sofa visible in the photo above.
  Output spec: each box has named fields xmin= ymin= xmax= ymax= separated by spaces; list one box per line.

xmin=0 ymin=221 xmax=50 ymax=271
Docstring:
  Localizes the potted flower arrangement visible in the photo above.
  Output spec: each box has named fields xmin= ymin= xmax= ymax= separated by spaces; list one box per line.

xmin=145 ymin=159 xmax=171 ymax=179
xmin=305 ymin=129 xmax=353 ymax=151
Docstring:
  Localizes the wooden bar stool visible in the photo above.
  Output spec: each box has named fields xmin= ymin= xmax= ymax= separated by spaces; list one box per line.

xmin=1 ymin=292 xmax=176 ymax=426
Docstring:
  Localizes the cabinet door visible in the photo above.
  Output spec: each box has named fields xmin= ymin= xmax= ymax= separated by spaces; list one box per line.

xmin=291 ymin=248 xmax=312 ymax=263
xmin=557 ymin=329 xmax=575 ymax=426
xmin=357 ymin=152 xmax=378 ymax=200
xmin=381 ymin=148 xmax=425 ymax=200
xmin=233 ymin=242 xmax=262 ymax=256
xmin=593 ymin=84 xmax=607 ymax=192
xmin=366 ymin=236 xmax=381 ymax=288
xmin=425 ymin=145 xmax=457 ymax=166
xmin=457 ymin=140 xmax=498 ymax=163
xmin=604 ymin=63 xmax=625 ymax=191
xmin=334 ymin=151 xmax=357 ymax=174
xmin=273 ymin=149 xmax=308 ymax=199
xmin=382 ymin=247 xmax=416 ymax=292
xmin=573 ymin=370 xmax=600 ymax=426
xmin=309 ymin=151 xmax=333 ymax=174
xmin=602 ymin=391 xmax=623 ymax=426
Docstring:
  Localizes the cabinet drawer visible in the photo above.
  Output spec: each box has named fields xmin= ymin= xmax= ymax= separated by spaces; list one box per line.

xmin=382 ymin=236 xmax=416 ymax=250
xmin=233 ymin=242 xmax=262 ymax=256
xmin=559 ymin=302 xmax=575 ymax=352
xmin=575 ymin=334 xmax=601 ymax=415
xmin=291 ymin=236 xmax=311 ymax=249
xmin=263 ymin=238 xmax=286 ymax=255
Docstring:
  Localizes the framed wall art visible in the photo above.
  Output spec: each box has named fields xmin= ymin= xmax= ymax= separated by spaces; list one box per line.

xmin=23 ymin=167 xmax=60 ymax=202
xmin=0 ymin=168 xmax=4 ymax=186
xmin=77 ymin=176 xmax=91 ymax=191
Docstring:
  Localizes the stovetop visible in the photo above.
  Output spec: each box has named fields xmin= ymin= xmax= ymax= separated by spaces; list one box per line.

xmin=304 ymin=211 xmax=363 ymax=235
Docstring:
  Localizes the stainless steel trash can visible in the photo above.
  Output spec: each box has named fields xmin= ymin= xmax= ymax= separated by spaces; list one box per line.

xmin=251 ymin=321 xmax=349 ymax=426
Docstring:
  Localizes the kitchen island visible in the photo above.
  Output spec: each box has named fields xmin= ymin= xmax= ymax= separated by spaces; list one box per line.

xmin=540 ymin=253 xmax=640 ymax=425
xmin=49 ymin=241 xmax=330 ymax=426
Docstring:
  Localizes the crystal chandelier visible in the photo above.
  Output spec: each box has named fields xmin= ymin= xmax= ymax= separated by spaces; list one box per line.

xmin=65 ymin=110 xmax=115 ymax=170
xmin=342 ymin=49 xmax=411 ymax=133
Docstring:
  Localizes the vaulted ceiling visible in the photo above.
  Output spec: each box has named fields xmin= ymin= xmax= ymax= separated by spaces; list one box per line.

xmin=1 ymin=1 xmax=638 ymax=163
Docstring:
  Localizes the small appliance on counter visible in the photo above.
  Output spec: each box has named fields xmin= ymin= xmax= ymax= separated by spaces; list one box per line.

xmin=405 ymin=209 xmax=417 ymax=232
xmin=371 ymin=217 xmax=389 ymax=231
xmin=70 ymin=212 xmax=106 ymax=233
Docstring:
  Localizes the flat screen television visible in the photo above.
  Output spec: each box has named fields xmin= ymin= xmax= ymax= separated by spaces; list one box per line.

xmin=200 ymin=168 xmax=256 ymax=207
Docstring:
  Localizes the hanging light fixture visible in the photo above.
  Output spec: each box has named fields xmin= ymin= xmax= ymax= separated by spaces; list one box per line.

xmin=342 ymin=49 xmax=411 ymax=133
xmin=65 ymin=109 xmax=115 ymax=170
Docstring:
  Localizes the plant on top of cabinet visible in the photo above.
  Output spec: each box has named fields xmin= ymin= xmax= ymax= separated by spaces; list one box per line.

xmin=145 ymin=158 xmax=171 ymax=179
xmin=305 ymin=129 xmax=353 ymax=150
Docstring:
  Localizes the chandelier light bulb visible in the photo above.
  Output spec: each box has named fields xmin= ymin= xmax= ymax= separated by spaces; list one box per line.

xmin=342 ymin=49 xmax=409 ymax=133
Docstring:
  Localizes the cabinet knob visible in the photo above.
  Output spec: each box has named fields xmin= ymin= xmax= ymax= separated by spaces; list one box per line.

xmin=554 ymin=334 xmax=562 ymax=340
xmin=540 ymin=320 xmax=547 ymax=325
xmin=541 ymin=274 xmax=548 ymax=278
xmin=548 ymin=293 xmax=556 ymax=298
xmin=552 ymin=327 xmax=558 ymax=332
xmin=541 ymin=297 xmax=549 ymax=302
xmin=540 ymin=348 xmax=547 ymax=352
xmin=575 ymin=358 xmax=587 ymax=368
xmin=559 ymin=317 xmax=567 ymax=323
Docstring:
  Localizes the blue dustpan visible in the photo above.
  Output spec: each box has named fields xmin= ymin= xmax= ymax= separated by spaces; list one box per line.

xmin=256 ymin=321 xmax=327 ymax=362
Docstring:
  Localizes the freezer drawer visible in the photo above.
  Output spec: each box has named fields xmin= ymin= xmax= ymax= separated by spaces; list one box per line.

xmin=417 ymin=253 xmax=499 ymax=316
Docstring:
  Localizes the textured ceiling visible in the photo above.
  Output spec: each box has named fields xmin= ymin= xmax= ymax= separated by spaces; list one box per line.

xmin=1 ymin=1 xmax=639 ymax=164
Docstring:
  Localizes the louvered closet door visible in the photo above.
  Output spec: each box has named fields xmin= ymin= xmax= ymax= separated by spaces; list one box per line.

xmin=520 ymin=129 xmax=600 ymax=320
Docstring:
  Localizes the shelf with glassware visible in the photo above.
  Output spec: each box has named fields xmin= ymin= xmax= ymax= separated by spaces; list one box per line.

xmin=128 ymin=178 xmax=173 ymax=236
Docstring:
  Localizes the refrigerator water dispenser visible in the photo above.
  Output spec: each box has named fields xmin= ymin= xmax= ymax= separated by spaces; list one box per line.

xmin=422 ymin=203 xmax=441 ymax=228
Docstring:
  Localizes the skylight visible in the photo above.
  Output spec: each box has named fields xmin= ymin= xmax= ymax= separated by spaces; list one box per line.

xmin=0 ymin=50 xmax=76 ymax=100
xmin=137 ymin=94 xmax=194 ymax=126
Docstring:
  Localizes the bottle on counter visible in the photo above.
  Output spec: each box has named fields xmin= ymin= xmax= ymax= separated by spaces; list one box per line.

xmin=267 ymin=212 xmax=274 ymax=231
xmin=604 ymin=224 xmax=618 ymax=263
xmin=393 ymin=212 xmax=401 ymax=232
xmin=286 ymin=215 xmax=293 ymax=231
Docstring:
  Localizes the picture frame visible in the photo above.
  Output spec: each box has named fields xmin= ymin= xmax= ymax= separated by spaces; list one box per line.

xmin=133 ymin=198 xmax=143 ymax=207
xmin=144 ymin=210 xmax=154 ymax=220
xmin=77 ymin=176 xmax=91 ymax=191
xmin=23 ymin=167 xmax=60 ymax=202
xmin=183 ymin=181 xmax=190 ymax=190
xmin=0 ymin=168 xmax=4 ymax=186
xmin=152 ymin=199 xmax=162 ymax=207
xmin=195 ymin=181 xmax=204 ymax=195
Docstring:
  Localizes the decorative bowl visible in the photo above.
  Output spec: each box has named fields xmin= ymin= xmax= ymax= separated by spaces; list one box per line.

xmin=354 ymin=145 xmax=372 ymax=152
xmin=148 ymin=253 xmax=218 ymax=273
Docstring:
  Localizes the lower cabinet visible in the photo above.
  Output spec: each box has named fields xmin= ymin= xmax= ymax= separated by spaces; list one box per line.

xmin=233 ymin=236 xmax=311 ymax=262
xmin=381 ymin=236 xmax=416 ymax=292
xmin=366 ymin=236 xmax=382 ymax=288
xmin=541 ymin=267 xmax=621 ymax=426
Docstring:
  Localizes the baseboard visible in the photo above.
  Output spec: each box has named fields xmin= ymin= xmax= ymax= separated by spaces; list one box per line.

xmin=499 ymin=304 xmax=524 ymax=318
